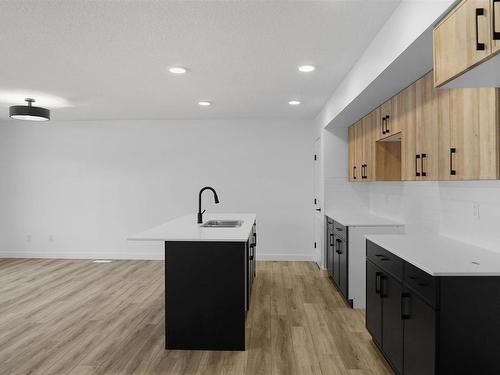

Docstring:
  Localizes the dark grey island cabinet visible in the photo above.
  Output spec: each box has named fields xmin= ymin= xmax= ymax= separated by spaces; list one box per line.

xmin=128 ymin=214 xmax=257 ymax=351
xmin=365 ymin=236 xmax=500 ymax=375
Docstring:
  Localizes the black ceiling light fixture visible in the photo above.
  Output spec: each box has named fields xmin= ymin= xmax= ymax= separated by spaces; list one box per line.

xmin=9 ymin=98 xmax=50 ymax=121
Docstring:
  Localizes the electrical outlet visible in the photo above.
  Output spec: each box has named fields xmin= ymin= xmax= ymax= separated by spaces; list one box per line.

xmin=473 ymin=202 xmax=480 ymax=220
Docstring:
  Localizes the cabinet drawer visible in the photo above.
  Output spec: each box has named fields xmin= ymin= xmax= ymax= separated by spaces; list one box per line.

xmin=404 ymin=262 xmax=438 ymax=308
xmin=366 ymin=240 xmax=403 ymax=281
xmin=333 ymin=221 xmax=346 ymax=238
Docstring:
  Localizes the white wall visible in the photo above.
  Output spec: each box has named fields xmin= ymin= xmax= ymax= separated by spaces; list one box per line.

xmin=0 ymin=119 xmax=314 ymax=260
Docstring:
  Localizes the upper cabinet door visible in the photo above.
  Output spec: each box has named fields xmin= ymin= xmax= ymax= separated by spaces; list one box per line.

xmin=375 ymin=99 xmax=392 ymax=141
xmin=441 ymin=88 xmax=499 ymax=180
xmin=348 ymin=126 xmax=357 ymax=182
xmin=400 ymin=83 xmax=417 ymax=181
xmin=434 ymin=0 xmax=492 ymax=87
xmin=415 ymin=72 xmax=439 ymax=180
xmin=362 ymin=112 xmax=376 ymax=181
xmin=493 ymin=0 xmax=500 ymax=53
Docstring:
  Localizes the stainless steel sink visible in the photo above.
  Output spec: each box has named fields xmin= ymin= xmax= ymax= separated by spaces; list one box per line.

xmin=200 ymin=220 xmax=243 ymax=228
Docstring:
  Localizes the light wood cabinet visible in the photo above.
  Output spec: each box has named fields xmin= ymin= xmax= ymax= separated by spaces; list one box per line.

xmin=348 ymin=70 xmax=500 ymax=183
xmin=494 ymin=0 xmax=500 ymax=53
xmin=439 ymin=87 xmax=499 ymax=179
xmin=415 ymin=73 xmax=439 ymax=180
xmin=399 ymin=83 xmax=417 ymax=181
xmin=349 ymin=121 xmax=363 ymax=182
xmin=348 ymin=115 xmax=377 ymax=182
xmin=362 ymin=111 xmax=377 ymax=181
xmin=348 ymin=125 xmax=357 ymax=181
xmin=376 ymin=98 xmax=401 ymax=141
xmin=433 ymin=0 xmax=495 ymax=87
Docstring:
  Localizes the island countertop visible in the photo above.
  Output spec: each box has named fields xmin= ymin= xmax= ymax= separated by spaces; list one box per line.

xmin=128 ymin=213 xmax=256 ymax=242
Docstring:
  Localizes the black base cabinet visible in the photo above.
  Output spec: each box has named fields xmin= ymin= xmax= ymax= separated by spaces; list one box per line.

xmin=325 ymin=216 xmax=349 ymax=303
xmin=366 ymin=240 xmax=500 ymax=375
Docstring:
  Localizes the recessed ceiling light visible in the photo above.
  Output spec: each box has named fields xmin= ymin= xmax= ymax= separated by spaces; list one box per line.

xmin=168 ymin=66 xmax=187 ymax=74
xmin=298 ymin=65 xmax=315 ymax=73
xmin=288 ymin=100 xmax=301 ymax=106
xmin=198 ymin=101 xmax=212 ymax=106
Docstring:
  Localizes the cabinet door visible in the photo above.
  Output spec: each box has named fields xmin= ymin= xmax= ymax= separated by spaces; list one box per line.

xmin=348 ymin=126 xmax=357 ymax=182
xmin=354 ymin=121 xmax=364 ymax=181
xmin=400 ymin=83 xmax=417 ymax=181
xmin=403 ymin=292 xmax=436 ymax=375
xmin=337 ymin=236 xmax=348 ymax=298
xmin=434 ymin=0 xmax=492 ymax=87
xmin=376 ymin=99 xmax=393 ymax=140
xmin=448 ymin=88 xmax=498 ymax=180
xmin=416 ymin=72 xmax=439 ymax=180
xmin=366 ymin=260 xmax=382 ymax=347
xmin=494 ymin=0 xmax=500 ymax=53
xmin=362 ymin=112 xmax=376 ymax=181
xmin=382 ymin=274 xmax=403 ymax=375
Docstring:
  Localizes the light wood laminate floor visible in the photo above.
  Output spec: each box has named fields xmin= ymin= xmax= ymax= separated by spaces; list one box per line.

xmin=0 ymin=259 xmax=393 ymax=375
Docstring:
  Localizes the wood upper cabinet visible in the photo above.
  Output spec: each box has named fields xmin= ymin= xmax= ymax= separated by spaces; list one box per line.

xmin=415 ymin=72 xmax=439 ymax=180
xmin=362 ymin=111 xmax=377 ymax=181
xmin=494 ymin=0 xmax=500 ymax=53
xmin=348 ymin=116 xmax=376 ymax=182
xmin=376 ymin=98 xmax=401 ymax=141
xmin=433 ymin=0 xmax=494 ymax=87
xmin=400 ymin=83 xmax=417 ymax=181
xmin=348 ymin=121 xmax=362 ymax=182
xmin=348 ymin=125 xmax=357 ymax=181
xmin=348 ymin=71 xmax=499 ymax=182
xmin=439 ymin=87 xmax=499 ymax=180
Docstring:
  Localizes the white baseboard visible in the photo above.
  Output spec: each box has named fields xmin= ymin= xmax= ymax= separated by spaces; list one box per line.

xmin=0 ymin=251 xmax=164 ymax=261
xmin=256 ymin=253 xmax=315 ymax=262
xmin=0 ymin=250 xmax=315 ymax=262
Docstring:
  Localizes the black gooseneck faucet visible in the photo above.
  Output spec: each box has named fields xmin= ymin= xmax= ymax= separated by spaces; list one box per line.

xmin=198 ymin=186 xmax=219 ymax=224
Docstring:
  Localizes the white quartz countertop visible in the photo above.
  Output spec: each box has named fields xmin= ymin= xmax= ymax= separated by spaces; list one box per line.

xmin=325 ymin=210 xmax=404 ymax=227
xmin=365 ymin=233 xmax=500 ymax=276
xmin=128 ymin=213 xmax=256 ymax=242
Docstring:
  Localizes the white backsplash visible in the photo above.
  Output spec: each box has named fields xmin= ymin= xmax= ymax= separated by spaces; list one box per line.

xmin=369 ymin=181 xmax=500 ymax=253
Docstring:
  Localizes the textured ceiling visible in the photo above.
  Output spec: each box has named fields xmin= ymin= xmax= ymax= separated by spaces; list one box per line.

xmin=0 ymin=0 xmax=400 ymax=121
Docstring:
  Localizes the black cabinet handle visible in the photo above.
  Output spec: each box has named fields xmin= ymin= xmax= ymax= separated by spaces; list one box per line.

xmin=375 ymin=254 xmax=384 ymax=257
xmin=415 ymin=154 xmax=421 ymax=177
xmin=362 ymin=164 xmax=367 ymax=179
xmin=375 ymin=272 xmax=381 ymax=294
xmin=316 ymin=208 xmax=321 ymax=212
xmin=494 ymin=0 xmax=500 ymax=40
xmin=385 ymin=115 xmax=390 ymax=134
xmin=330 ymin=234 xmax=334 ymax=246
xmin=476 ymin=8 xmax=486 ymax=51
xmin=421 ymin=153 xmax=427 ymax=177
xmin=401 ymin=293 xmax=411 ymax=320
xmin=335 ymin=239 xmax=342 ymax=254
xmin=353 ymin=166 xmax=357 ymax=180
xmin=450 ymin=148 xmax=457 ymax=176
xmin=381 ymin=117 xmax=386 ymax=135
xmin=380 ymin=276 xmax=387 ymax=298
xmin=250 ymin=243 xmax=256 ymax=248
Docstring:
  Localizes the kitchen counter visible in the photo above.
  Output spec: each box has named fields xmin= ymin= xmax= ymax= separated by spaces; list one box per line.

xmin=366 ymin=233 xmax=500 ymax=276
xmin=128 ymin=213 xmax=256 ymax=242
xmin=326 ymin=210 xmax=404 ymax=227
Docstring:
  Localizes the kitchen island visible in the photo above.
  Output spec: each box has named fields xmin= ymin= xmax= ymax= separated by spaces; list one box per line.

xmin=129 ymin=213 xmax=257 ymax=351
